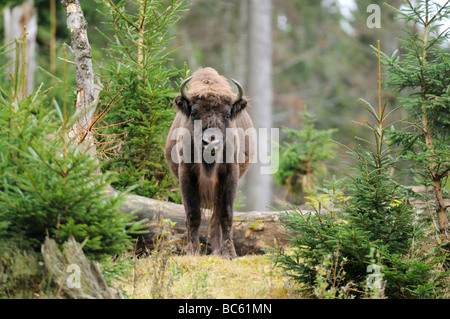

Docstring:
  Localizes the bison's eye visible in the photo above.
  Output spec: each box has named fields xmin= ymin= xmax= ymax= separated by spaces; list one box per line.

xmin=225 ymin=112 xmax=231 ymax=120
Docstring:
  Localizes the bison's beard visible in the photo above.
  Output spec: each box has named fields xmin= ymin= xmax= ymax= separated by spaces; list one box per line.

xmin=202 ymin=161 xmax=216 ymax=175
xmin=198 ymin=164 xmax=218 ymax=211
xmin=201 ymin=145 xmax=224 ymax=175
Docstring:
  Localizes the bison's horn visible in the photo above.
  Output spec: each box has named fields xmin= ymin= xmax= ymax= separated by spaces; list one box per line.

xmin=180 ymin=76 xmax=192 ymax=103
xmin=231 ymin=78 xmax=243 ymax=105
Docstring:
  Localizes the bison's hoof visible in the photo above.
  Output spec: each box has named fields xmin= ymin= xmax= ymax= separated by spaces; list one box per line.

xmin=220 ymin=239 xmax=237 ymax=260
xmin=186 ymin=243 xmax=200 ymax=256
xmin=212 ymin=249 xmax=222 ymax=257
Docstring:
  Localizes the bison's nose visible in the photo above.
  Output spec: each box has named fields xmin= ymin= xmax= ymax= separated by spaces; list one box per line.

xmin=202 ymin=133 xmax=216 ymax=148
xmin=203 ymin=140 xmax=219 ymax=156
xmin=202 ymin=134 xmax=220 ymax=156
xmin=202 ymin=133 xmax=214 ymax=145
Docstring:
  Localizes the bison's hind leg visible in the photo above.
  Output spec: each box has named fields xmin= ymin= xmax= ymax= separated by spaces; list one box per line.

xmin=185 ymin=211 xmax=201 ymax=256
xmin=209 ymin=210 xmax=223 ymax=256
xmin=210 ymin=198 xmax=237 ymax=260
xmin=219 ymin=211 xmax=237 ymax=260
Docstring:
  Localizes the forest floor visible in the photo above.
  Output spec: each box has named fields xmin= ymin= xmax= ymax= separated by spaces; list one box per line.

xmin=114 ymin=253 xmax=304 ymax=299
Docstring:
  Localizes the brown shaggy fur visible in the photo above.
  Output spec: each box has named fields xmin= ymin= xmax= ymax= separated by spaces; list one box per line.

xmin=165 ymin=67 xmax=254 ymax=259
xmin=188 ymin=67 xmax=234 ymax=101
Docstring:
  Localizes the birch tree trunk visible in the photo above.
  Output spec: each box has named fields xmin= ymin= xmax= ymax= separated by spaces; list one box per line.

xmin=243 ymin=0 xmax=273 ymax=211
xmin=61 ymin=0 xmax=102 ymax=156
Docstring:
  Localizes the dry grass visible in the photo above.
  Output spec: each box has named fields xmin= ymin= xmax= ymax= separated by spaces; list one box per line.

xmin=115 ymin=254 xmax=303 ymax=299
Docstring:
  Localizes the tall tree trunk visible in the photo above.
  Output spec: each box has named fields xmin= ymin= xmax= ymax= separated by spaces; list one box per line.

xmin=432 ymin=178 xmax=449 ymax=242
xmin=50 ymin=0 xmax=57 ymax=73
xmin=421 ymin=23 xmax=449 ymax=244
xmin=243 ymin=0 xmax=273 ymax=211
xmin=3 ymin=0 xmax=37 ymax=98
xmin=235 ymin=0 xmax=249 ymax=87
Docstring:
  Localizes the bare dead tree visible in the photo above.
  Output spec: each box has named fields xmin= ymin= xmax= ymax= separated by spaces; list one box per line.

xmin=61 ymin=0 xmax=102 ymax=154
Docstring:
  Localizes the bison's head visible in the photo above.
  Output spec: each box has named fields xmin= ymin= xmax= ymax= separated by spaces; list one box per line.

xmin=174 ymin=68 xmax=248 ymax=169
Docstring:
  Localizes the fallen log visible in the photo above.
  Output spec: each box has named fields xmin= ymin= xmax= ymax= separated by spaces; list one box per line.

xmin=111 ymin=190 xmax=291 ymax=256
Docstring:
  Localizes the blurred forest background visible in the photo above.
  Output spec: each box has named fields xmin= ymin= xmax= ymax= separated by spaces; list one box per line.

xmin=0 ymin=0 xmax=447 ymax=211
xmin=1 ymin=0 xmax=449 ymax=299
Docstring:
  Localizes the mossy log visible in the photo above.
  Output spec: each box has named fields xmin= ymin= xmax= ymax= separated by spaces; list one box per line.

xmin=112 ymin=190 xmax=291 ymax=256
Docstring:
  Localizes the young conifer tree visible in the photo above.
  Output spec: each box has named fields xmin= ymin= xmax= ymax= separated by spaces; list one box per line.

xmin=95 ymin=0 xmax=189 ymax=202
xmin=274 ymin=110 xmax=338 ymax=203
xmin=0 ymin=39 xmax=145 ymax=261
xmin=383 ymin=0 xmax=450 ymax=244
xmin=271 ymin=41 xmax=448 ymax=299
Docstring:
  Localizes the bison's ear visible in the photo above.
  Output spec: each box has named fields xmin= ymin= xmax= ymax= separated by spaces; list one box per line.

xmin=174 ymin=95 xmax=191 ymax=117
xmin=231 ymin=97 xmax=248 ymax=119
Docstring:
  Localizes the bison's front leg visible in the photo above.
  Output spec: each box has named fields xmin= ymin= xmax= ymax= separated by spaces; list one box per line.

xmin=216 ymin=166 xmax=239 ymax=260
xmin=179 ymin=165 xmax=202 ymax=255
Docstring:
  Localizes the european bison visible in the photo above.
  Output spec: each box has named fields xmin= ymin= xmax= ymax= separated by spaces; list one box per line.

xmin=165 ymin=67 xmax=255 ymax=259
